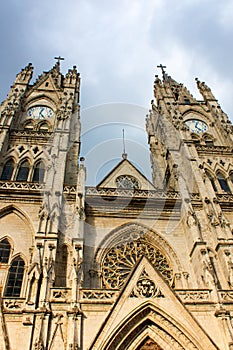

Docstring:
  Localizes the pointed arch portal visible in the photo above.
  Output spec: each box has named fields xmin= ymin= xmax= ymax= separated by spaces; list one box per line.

xmin=92 ymin=304 xmax=214 ymax=350
xmin=136 ymin=338 xmax=163 ymax=350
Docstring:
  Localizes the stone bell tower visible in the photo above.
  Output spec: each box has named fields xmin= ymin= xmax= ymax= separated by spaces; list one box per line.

xmin=146 ymin=65 xmax=233 ymax=348
xmin=0 ymin=61 xmax=85 ymax=350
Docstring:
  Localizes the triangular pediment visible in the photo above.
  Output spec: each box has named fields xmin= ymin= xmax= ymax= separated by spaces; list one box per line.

xmin=26 ymin=64 xmax=62 ymax=101
xmin=97 ymin=158 xmax=155 ymax=191
xmin=90 ymin=257 xmax=219 ymax=350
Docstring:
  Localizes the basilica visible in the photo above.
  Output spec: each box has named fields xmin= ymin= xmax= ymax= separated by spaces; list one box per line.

xmin=0 ymin=61 xmax=233 ymax=349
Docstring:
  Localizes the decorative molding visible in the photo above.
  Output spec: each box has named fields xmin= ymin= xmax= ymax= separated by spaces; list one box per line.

xmin=0 ymin=181 xmax=44 ymax=192
xmin=63 ymin=185 xmax=77 ymax=194
xmin=216 ymin=193 xmax=233 ymax=203
xmin=219 ymin=290 xmax=233 ymax=302
xmin=176 ymin=289 xmax=212 ymax=303
xmin=196 ymin=145 xmax=233 ymax=155
xmin=51 ymin=288 xmax=71 ymax=302
xmin=80 ymin=290 xmax=118 ymax=302
xmin=86 ymin=186 xmax=181 ymax=200
xmin=10 ymin=130 xmax=52 ymax=138
xmin=3 ymin=299 xmax=24 ymax=310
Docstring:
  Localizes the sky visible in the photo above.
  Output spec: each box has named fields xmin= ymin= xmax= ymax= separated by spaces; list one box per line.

xmin=1 ymin=0 xmax=233 ymax=184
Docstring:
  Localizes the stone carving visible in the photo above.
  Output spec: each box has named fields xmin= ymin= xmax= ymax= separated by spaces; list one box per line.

xmin=220 ymin=291 xmax=233 ymax=301
xmin=4 ymin=300 xmax=23 ymax=309
xmin=10 ymin=130 xmax=52 ymax=137
xmin=64 ymin=66 xmax=79 ymax=86
xmin=34 ymin=339 xmax=44 ymax=350
xmin=69 ymin=344 xmax=79 ymax=350
xmin=218 ymin=211 xmax=230 ymax=228
xmin=102 ymin=238 xmax=173 ymax=289
xmin=176 ymin=290 xmax=211 ymax=302
xmin=201 ymin=250 xmax=216 ymax=288
xmin=0 ymin=181 xmax=44 ymax=191
xmin=57 ymin=90 xmax=75 ymax=120
xmin=81 ymin=290 xmax=117 ymax=300
xmin=52 ymin=289 xmax=70 ymax=300
xmin=15 ymin=63 xmax=33 ymax=83
xmin=130 ymin=271 xmax=164 ymax=298
xmin=86 ymin=186 xmax=180 ymax=199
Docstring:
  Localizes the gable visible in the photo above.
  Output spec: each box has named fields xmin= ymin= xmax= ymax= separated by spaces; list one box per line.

xmin=90 ymin=257 xmax=219 ymax=350
xmin=97 ymin=158 xmax=155 ymax=191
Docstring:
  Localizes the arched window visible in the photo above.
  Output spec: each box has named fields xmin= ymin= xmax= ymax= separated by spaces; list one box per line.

xmin=24 ymin=121 xmax=34 ymax=131
xmin=206 ymin=172 xmax=217 ymax=192
xmin=32 ymin=161 xmax=45 ymax=183
xmin=217 ymin=173 xmax=230 ymax=193
xmin=5 ymin=256 xmax=25 ymax=297
xmin=0 ymin=238 xmax=11 ymax=263
xmin=1 ymin=159 xmax=15 ymax=180
xmin=16 ymin=160 xmax=30 ymax=182
xmin=55 ymin=245 xmax=68 ymax=287
xmin=39 ymin=122 xmax=49 ymax=132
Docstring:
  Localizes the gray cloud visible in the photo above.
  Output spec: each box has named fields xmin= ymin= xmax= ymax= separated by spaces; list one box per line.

xmin=1 ymin=0 xmax=233 ymax=183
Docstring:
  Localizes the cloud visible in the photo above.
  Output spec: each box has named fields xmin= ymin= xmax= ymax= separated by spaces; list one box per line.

xmin=1 ymin=0 xmax=233 ymax=183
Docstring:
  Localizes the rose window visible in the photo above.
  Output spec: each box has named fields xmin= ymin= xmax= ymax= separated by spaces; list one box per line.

xmin=115 ymin=175 xmax=140 ymax=189
xmin=102 ymin=238 xmax=173 ymax=289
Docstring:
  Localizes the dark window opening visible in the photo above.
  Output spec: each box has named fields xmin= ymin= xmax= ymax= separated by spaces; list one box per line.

xmin=5 ymin=257 xmax=25 ymax=297
xmin=1 ymin=159 xmax=15 ymax=180
xmin=207 ymin=173 xmax=217 ymax=192
xmin=217 ymin=173 xmax=231 ymax=193
xmin=16 ymin=160 xmax=30 ymax=182
xmin=32 ymin=161 xmax=45 ymax=183
xmin=0 ymin=239 xmax=11 ymax=263
xmin=184 ymin=98 xmax=190 ymax=104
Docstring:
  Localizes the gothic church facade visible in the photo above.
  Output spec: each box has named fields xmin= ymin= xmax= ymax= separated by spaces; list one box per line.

xmin=0 ymin=62 xmax=233 ymax=349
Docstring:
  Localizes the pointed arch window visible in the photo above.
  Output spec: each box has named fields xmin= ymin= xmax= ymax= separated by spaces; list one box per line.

xmin=0 ymin=238 xmax=11 ymax=264
xmin=32 ymin=161 xmax=45 ymax=183
xmin=1 ymin=159 xmax=15 ymax=180
xmin=217 ymin=173 xmax=230 ymax=193
xmin=16 ymin=160 xmax=30 ymax=182
xmin=206 ymin=172 xmax=217 ymax=192
xmin=5 ymin=257 xmax=25 ymax=297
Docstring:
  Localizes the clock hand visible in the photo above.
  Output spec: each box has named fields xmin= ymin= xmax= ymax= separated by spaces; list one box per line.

xmin=39 ymin=107 xmax=45 ymax=119
xmin=195 ymin=121 xmax=202 ymax=131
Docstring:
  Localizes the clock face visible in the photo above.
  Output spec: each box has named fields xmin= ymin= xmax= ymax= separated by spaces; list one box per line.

xmin=27 ymin=106 xmax=53 ymax=120
xmin=185 ymin=119 xmax=208 ymax=133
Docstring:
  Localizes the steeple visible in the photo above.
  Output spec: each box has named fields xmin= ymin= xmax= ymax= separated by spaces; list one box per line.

xmin=122 ymin=128 xmax=127 ymax=160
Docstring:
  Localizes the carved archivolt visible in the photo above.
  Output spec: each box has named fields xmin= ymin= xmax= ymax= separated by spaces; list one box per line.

xmin=101 ymin=305 xmax=200 ymax=350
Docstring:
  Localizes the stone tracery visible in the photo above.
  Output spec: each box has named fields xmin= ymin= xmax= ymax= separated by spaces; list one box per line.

xmin=102 ymin=237 xmax=173 ymax=289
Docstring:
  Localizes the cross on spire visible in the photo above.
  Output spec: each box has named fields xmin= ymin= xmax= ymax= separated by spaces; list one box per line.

xmin=157 ymin=64 xmax=169 ymax=81
xmin=54 ymin=56 xmax=65 ymax=65
xmin=157 ymin=64 xmax=166 ymax=74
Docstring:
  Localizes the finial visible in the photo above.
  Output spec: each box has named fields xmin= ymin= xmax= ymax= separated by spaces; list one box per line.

xmin=157 ymin=63 xmax=168 ymax=81
xmin=122 ymin=129 xmax=127 ymax=159
xmin=54 ymin=56 xmax=65 ymax=66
